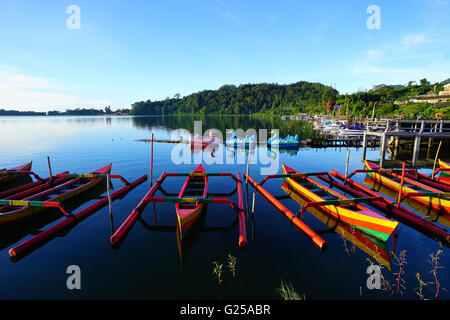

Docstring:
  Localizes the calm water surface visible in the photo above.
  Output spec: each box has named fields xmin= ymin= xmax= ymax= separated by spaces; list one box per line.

xmin=0 ymin=115 xmax=448 ymax=300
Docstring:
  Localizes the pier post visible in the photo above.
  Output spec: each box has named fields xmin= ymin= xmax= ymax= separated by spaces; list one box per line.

xmin=412 ymin=136 xmax=421 ymax=167
xmin=361 ymin=132 xmax=368 ymax=161
xmin=393 ymin=136 xmax=399 ymax=160
xmin=427 ymin=137 xmax=433 ymax=159
xmin=380 ymin=133 xmax=387 ymax=167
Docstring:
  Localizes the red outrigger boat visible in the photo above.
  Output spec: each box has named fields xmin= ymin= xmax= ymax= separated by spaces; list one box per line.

xmin=0 ymin=162 xmax=32 ymax=186
xmin=175 ymin=164 xmax=208 ymax=255
xmin=110 ymin=165 xmax=247 ymax=262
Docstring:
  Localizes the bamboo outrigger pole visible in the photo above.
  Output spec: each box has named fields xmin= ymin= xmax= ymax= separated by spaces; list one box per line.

xmin=432 ymin=140 xmax=443 ymax=181
xmin=47 ymin=156 xmax=53 ymax=183
xmin=107 ymin=174 xmax=113 ymax=217
xmin=344 ymin=150 xmax=350 ymax=185
xmin=246 ymin=141 xmax=252 ymax=185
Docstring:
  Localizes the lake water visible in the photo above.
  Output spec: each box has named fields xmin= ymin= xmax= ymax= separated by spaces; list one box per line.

xmin=0 ymin=115 xmax=448 ymax=300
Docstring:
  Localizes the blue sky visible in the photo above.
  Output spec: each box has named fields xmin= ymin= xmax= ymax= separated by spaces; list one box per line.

xmin=0 ymin=0 xmax=449 ymax=111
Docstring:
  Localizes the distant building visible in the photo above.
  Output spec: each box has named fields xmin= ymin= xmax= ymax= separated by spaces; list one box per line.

xmin=439 ymin=84 xmax=450 ymax=96
xmin=406 ymin=84 xmax=450 ymax=104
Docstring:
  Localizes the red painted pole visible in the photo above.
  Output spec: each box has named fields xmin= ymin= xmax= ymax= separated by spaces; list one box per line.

xmin=9 ymin=175 xmax=147 ymax=259
xmin=236 ymin=172 xmax=247 ymax=248
xmin=245 ymin=173 xmax=327 ymax=251
xmin=110 ymin=172 xmax=167 ymax=244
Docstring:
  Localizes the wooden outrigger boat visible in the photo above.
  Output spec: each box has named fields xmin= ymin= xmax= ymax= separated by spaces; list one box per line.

xmin=364 ymin=160 xmax=450 ymax=227
xmin=0 ymin=162 xmax=32 ymax=186
xmin=435 ymin=159 xmax=450 ymax=186
xmin=281 ymin=181 xmax=392 ymax=270
xmin=110 ymin=166 xmax=247 ymax=261
xmin=175 ymin=164 xmax=208 ymax=257
xmin=8 ymin=167 xmax=147 ymax=259
xmin=282 ymin=164 xmax=398 ymax=242
xmin=327 ymin=169 xmax=450 ymax=246
xmin=383 ymin=159 xmax=450 ymax=191
xmin=0 ymin=164 xmax=111 ymax=227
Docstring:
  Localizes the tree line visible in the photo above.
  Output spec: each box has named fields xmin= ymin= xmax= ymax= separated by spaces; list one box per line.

xmin=130 ymin=82 xmax=339 ymax=115
xmin=130 ymin=78 xmax=450 ymax=119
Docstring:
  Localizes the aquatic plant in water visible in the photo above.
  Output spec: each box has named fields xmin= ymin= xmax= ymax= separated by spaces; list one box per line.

xmin=414 ymin=273 xmax=428 ymax=300
xmin=277 ymin=280 xmax=305 ymax=300
xmin=428 ymin=249 xmax=446 ymax=299
xmin=212 ymin=262 xmax=224 ymax=286
xmin=227 ymin=254 xmax=237 ymax=278
xmin=392 ymin=250 xmax=407 ymax=296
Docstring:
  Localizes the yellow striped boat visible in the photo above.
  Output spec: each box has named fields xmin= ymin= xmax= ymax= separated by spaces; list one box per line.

xmin=364 ymin=160 xmax=450 ymax=227
xmin=282 ymin=163 xmax=398 ymax=242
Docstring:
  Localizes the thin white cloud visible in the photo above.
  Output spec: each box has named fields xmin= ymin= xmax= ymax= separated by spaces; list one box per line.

xmin=212 ymin=0 xmax=242 ymax=24
xmin=398 ymin=33 xmax=433 ymax=51
xmin=0 ymin=66 xmax=114 ymax=111
xmin=349 ymin=32 xmax=450 ymax=91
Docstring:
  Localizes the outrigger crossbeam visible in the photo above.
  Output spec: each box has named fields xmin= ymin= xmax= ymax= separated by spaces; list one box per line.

xmin=296 ymin=196 xmax=385 ymax=217
xmin=244 ymin=173 xmax=328 ymax=251
xmin=110 ymin=171 xmax=247 ymax=248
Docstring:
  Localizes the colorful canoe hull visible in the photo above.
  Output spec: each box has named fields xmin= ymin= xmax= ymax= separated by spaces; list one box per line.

xmin=282 ymin=164 xmax=397 ymax=241
xmin=0 ymin=162 xmax=32 ymax=185
xmin=436 ymin=160 xmax=450 ymax=185
xmin=364 ymin=160 xmax=450 ymax=227
xmin=175 ymin=164 xmax=208 ymax=259
xmin=282 ymin=182 xmax=391 ymax=270
xmin=0 ymin=164 xmax=111 ymax=226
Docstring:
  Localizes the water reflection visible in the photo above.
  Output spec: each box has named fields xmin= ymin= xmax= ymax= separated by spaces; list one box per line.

xmin=131 ymin=115 xmax=318 ymax=140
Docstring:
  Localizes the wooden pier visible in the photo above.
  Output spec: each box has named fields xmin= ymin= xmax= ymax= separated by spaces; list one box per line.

xmin=361 ymin=119 xmax=450 ymax=167
xmin=307 ymin=136 xmax=379 ymax=149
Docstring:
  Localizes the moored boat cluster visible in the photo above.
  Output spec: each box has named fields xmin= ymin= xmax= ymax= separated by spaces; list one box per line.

xmin=1 ymin=153 xmax=449 ymax=267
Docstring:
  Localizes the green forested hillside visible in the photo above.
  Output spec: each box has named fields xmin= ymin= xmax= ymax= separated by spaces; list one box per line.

xmin=130 ymin=82 xmax=338 ymax=115
xmin=130 ymin=78 xmax=449 ymax=119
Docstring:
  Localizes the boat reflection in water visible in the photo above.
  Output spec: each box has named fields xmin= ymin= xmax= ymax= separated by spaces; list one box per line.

xmin=281 ymin=182 xmax=391 ymax=270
